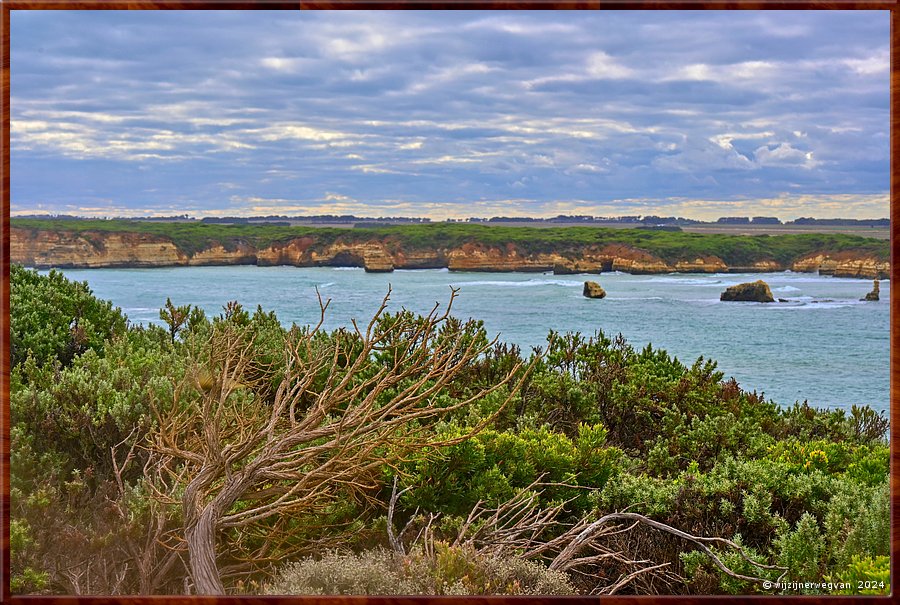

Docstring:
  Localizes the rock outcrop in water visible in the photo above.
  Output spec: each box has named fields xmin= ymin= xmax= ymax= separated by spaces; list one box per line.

xmin=720 ymin=280 xmax=775 ymax=303
xmin=862 ymin=279 xmax=880 ymax=301
xmin=583 ymin=281 xmax=606 ymax=299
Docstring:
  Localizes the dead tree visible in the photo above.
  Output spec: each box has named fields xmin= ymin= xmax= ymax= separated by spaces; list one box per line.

xmin=150 ymin=289 xmax=529 ymax=594
xmin=388 ymin=480 xmax=787 ymax=595
xmin=108 ymin=431 xmax=184 ymax=594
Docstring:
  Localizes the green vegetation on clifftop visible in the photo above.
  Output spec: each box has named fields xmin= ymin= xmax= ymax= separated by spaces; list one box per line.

xmin=11 ymin=218 xmax=889 ymax=264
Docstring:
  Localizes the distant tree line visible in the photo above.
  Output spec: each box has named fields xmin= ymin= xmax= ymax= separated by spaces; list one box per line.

xmin=14 ymin=213 xmax=889 ymax=226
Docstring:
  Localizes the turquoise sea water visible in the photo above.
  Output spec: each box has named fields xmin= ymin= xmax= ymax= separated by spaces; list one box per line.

xmin=57 ymin=266 xmax=890 ymax=414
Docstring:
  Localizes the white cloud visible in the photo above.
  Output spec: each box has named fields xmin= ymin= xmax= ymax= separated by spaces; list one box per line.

xmin=323 ymin=30 xmax=392 ymax=61
xmin=711 ymin=131 xmax=775 ymax=151
xmin=404 ymin=62 xmax=497 ymax=94
xmin=843 ymin=50 xmax=889 ymax=76
xmin=259 ymin=57 xmax=310 ymax=72
xmin=586 ymin=51 xmax=634 ymax=79
xmin=324 ymin=192 xmax=354 ymax=202
xmin=665 ymin=60 xmax=776 ymax=84
xmin=754 ymin=143 xmax=818 ymax=168
xmin=12 ymin=113 xmax=255 ymax=160
xmin=462 ymin=16 xmax=580 ymax=36
xmin=525 ymin=51 xmax=635 ymax=89
xmin=653 ymin=138 xmax=755 ymax=173
xmin=248 ymin=123 xmax=358 ymax=143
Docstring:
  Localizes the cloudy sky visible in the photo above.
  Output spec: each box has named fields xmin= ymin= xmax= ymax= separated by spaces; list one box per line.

xmin=10 ymin=10 xmax=890 ymax=220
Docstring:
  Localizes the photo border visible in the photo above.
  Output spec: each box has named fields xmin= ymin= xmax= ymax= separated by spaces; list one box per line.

xmin=0 ymin=2 xmax=895 ymax=603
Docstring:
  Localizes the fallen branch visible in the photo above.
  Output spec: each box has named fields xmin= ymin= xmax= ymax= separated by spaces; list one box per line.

xmin=549 ymin=511 xmax=787 ymax=585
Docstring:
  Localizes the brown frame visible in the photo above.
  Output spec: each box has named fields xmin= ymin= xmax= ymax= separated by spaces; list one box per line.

xmin=0 ymin=3 xmax=895 ymax=603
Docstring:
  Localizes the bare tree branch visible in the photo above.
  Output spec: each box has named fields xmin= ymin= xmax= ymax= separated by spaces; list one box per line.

xmin=387 ymin=476 xmax=411 ymax=555
xmin=148 ymin=290 xmax=532 ymax=594
xmin=548 ymin=511 xmax=786 ymax=585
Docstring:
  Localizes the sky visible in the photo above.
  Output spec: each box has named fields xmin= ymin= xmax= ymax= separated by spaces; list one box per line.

xmin=9 ymin=10 xmax=891 ymax=221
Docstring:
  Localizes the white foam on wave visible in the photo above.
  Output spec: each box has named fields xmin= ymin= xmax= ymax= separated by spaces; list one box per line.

xmin=331 ymin=267 xmax=363 ymax=271
xmin=774 ymin=286 xmax=802 ymax=293
xmin=769 ymin=299 xmax=865 ymax=310
xmin=778 ymin=273 xmax=871 ymax=284
xmin=454 ymin=279 xmax=582 ymax=288
xmin=636 ymin=276 xmax=725 ymax=286
xmin=394 ymin=268 xmax=450 ymax=273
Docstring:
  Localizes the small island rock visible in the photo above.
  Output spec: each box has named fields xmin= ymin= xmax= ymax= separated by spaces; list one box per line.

xmin=720 ymin=280 xmax=775 ymax=303
xmin=861 ymin=279 xmax=880 ymax=302
xmin=583 ymin=281 xmax=606 ymax=299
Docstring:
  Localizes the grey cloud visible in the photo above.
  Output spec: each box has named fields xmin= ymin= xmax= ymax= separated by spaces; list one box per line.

xmin=10 ymin=10 xmax=889 ymax=219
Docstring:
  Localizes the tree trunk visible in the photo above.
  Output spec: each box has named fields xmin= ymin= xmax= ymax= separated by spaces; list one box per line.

xmin=186 ymin=509 xmax=225 ymax=595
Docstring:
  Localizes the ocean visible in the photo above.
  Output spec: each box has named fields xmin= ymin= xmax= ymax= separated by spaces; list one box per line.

xmin=56 ymin=266 xmax=890 ymax=414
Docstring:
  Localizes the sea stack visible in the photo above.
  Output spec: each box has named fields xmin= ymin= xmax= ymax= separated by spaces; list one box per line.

xmin=583 ymin=281 xmax=606 ymax=299
xmin=554 ymin=263 xmax=577 ymax=275
xmin=720 ymin=280 xmax=775 ymax=303
xmin=862 ymin=279 xmax=880 ymax=301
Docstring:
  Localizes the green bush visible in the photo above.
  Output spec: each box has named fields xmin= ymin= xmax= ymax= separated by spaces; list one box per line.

xmin=827 ymin=555 xmax=889 ymax=595
xmin=400 ymin=423 xmax=620 ymax=518
xmin=11 ymin=329 xmax=181 ymax=486
xmin=11 ymin=265 xmax=127 ymax=368
xmin=775 ymin=512 xmax=826 ymax=586
xmin=680 ymin=537 xmax=776 ymax=594
xmin=10 ymin=519 xmax=49 ymax=593
xmin=824 ymin=480 xmax=889 ymax=569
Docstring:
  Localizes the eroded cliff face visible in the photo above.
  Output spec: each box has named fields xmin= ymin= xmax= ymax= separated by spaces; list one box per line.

xmin=11 ymin=228 xmax=187 ymax=268
xmin=255 ymin=237 xmax=316 ymax=266
xmin=674 ymin=256 xmax=729 ymax=273
xmin=791 ymin=253 xmax=890 ymax=279
xmin=188 ymin=243 xmax=257 ymax=266
xmin=10 ymin=227 xmax=891 ymax=278
xmin=446 ymin=243 xmax=557 ymax=272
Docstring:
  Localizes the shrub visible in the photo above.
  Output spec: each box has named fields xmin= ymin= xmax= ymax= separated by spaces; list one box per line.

xmin=824 ymin=479 xmax=889 ymax=568
xmin=775 ymin=512 xmax=825 ymax=586
xmin=11 ymin=330 xmax=181 ymax=485
xmin=264 ymin=546 xmax=576 ymax=595
xmin=11 ymin=265 xmax=127 ymax=369
xmin=401 ymin=423 xmax=621 ymax=518
xmin=827 ymin=555 xmax=889 ymax=595
xmin=10 ymin=519 xmax=49 ymax=593
xmin=680 ymin=537 xmax=776 ymax=594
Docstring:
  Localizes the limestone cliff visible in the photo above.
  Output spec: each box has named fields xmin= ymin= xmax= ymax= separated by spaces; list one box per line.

xmin=11 ymin=228 xmax=187 ymax=268
xmin=674 ymin=256 xmax=728 ymax=273
xmin=446 ymin=243 xmax=554 ymax=272
xmin=791 ymin=253 xmax=889 ymax=280
xmin=188 ymin=242 xmax=257 ymax=266
xmin=10 ymin=227 xmax=891 ymax=278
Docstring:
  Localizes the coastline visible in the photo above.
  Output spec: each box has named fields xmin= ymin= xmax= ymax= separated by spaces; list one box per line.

xmin=12 ymin=224 xmax=890 ymax=280
xmin=42 ymin=264 xmax=891 ymax=415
